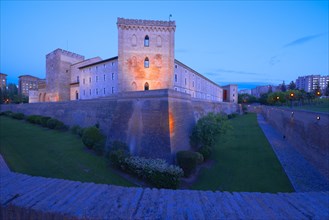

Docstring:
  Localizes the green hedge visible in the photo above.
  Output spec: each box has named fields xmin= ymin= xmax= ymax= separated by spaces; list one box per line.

xmin=82 ymin=126 xmax=104 ymax=150
xmin=46 ymin=118 xmax=65 ymax=130
xmin=176 ymin=151 xmax=203 ymax=177
xmin=1 ymin=111 xmax=13 ymax=117
xmin=197 ymin=146 xmax=213 ymax=161
xmin=11 ymin=112 xmax=25 ymax=120
xmin=26 ymin=115 xmax=43 ymax=124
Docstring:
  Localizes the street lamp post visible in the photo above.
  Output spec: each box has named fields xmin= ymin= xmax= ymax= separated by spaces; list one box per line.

xmin=290 ymin=92 xmax=294 ymax=108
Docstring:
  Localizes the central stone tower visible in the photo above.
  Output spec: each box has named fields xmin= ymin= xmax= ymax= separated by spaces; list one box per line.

xmin=117 ymin=18 xmax=176 ymax=92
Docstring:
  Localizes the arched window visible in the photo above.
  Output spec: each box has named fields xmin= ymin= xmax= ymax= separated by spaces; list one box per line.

xmin=144 ymin=82 xmax=149 ymax=91
xmin=144 ymin=57 xmax=149 ymax=68
xmin=144 ymin=35 xmax=149 ymax=47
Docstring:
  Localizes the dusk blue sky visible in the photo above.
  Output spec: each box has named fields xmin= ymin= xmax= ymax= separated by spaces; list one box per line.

xmin=1 ymin=1 xmax=328 ymax=90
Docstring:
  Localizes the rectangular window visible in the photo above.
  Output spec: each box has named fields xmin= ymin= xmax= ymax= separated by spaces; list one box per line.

xmin=89 ymin=89 xmax=91 ymax=95
xmin=112 ymin=87 xmax=114 ymax=94
xmin=175 ymin=65 xmax=177 ymax=69
xmin=83 ymin=90 xmax=85 ymax=96
xmin=103 ymin=88 xmax=106 ymax=94
xmin=112 ymin=62 xmax=114 ymax=66
xmin=112 ymin=73 xmax=114 ymax=80
xmin=77 ymin=76 xmax=79 ymax=83
xmin=96 ymin=88 xmax=98 ymax=95
xmin=175 ymin=74 xmax=177 ymax=82
xmin=96 ymin=76 xmax=98 ymax=82
xmin=83 ymin=78 xmax=85 ymax=84
xmin=89 ymin=77 xmax=91 ymax=83
xmin=193 ymin=81 xmax=194 ymax=87
xmin=104 ymin=64 xmax=106 ymax=68
xmin=104 ymin=75 xmax=106 ymax=81
xmin=185 ymin=78 xmax=187 ymax=85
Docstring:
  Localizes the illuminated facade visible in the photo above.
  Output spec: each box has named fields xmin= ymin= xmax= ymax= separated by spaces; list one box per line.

xmin=30 ymin=18 xmax=237 ymax=103
xmin=296 ymin=75 xmax=329 ymax=93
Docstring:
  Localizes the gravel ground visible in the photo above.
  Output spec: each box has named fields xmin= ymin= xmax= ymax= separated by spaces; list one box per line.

xmin=257 ymin=114 xmax=329 ymax=192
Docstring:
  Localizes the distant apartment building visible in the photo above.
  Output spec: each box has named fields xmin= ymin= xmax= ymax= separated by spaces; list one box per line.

xmin=18 ymin=75 xmax=44 ymax=97
xmin=0 ymin=73 xmax=7 ymax=89
xmin=251 ymin=85 xmax=280 ymax=98
xmin=239 ymin=89 xmax=251 ymax=95
xmin=296 ymin=75 xmax=329 ymax=92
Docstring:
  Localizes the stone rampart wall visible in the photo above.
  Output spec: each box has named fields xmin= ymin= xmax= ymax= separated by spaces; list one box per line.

xmin=0 ymin=90 xmax=239 ymax=161
xmin=260 ymin=106 xmax=329 ymax=180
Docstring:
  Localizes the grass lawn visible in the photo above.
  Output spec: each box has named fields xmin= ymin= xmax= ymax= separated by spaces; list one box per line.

xmin=0 ymin=116 xmax=134 ymax=187
xmin=192 ymin=113 xmax=294 ymax=193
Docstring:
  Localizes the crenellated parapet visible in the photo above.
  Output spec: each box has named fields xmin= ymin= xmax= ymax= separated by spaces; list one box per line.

xmin=117 ymin=17 xmax=176 ymax=32
xmin=46 ymin=48 xmax=85 ymax=60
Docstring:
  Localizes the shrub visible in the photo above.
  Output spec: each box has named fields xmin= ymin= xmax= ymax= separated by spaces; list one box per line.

xmin=78 ymin=127 xmax=85 ymax=138
xmin=228 ymin=113 xmax=238 ymax=119
xmin=176 ymin=151 xmax=203 ymax=177
xmin=47 ymin=118 xmax=65 ymax=130
xmin=110 ymin=140 xmax=129 ymax=152
xmin=190 ymin=113 xmax=231 ymax=148
xmin=2 ymin=111 xmax=13 ymax=117
xmin=26 ymin=115 xmax=43 ymax=124
xmin=12 ymin=113 xmax=25 ymax=120
xmin=109 ymin=149 xmax=129 ymax=168
xmin=197 ymin=146 xmax=213 ymax=161
xmin=40 ymin=116 xmax=51 ymax=127
xmin=94 ymin=139 xmax=106 ymax=155
xmin=71 ymin=125 xmax=82 ymax=135
xmin=122 ymin=156 xmax=183 ymax=189
xmin=82 ymin=126 xmax=104 ymax=149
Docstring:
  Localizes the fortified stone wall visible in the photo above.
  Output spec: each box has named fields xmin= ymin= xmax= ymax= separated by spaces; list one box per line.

xmin=0 ymin=90 xmax=239 ymax=162
xmin=260 ymin=106 xmax=329 ymax=180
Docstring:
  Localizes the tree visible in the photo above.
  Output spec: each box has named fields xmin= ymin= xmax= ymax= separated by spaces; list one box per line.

xmin=280 ymin=81 xmax=287 ymax=92
xmin=288 ymin=81 xmax=296 ymax=90
xmin=325 ymin=84 xmax=329 ymax=96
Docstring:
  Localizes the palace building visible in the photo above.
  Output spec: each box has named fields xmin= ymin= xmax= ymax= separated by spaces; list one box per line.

xmin=30 ymin=18 xmax=237 ymax=103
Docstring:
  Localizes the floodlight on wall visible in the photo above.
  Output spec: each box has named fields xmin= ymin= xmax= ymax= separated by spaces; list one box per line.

xmin=316 ymin=116 xmax=320 ymax=120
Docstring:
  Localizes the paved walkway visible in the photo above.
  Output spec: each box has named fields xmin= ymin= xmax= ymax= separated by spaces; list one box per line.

xmin=1 ymin=155 xmax=329 ymax=219
xmin=257 ymin=114 xmax=329 ymax=192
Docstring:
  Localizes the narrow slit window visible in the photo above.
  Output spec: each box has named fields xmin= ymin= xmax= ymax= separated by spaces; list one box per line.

xmin=144 ymin=57 xmax=149 ymax=68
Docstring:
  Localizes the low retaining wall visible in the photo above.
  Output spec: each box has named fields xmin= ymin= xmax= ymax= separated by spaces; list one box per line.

xmin=0 ymin=90 xmax=239 ymax=162
xmin=260 ymin=106 xmax=329 ymax=180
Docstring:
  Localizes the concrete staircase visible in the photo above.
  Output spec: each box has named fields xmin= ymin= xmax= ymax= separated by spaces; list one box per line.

xmin=1 ymin=155 xmax=328 ymax=219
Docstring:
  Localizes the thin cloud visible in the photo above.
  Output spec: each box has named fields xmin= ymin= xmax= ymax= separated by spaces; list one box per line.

xmin=283 ymin=33 xmax=326 ymax=48
xmin=269 ymin=55 xmax=280 ymax=66
xmin=214 ymin=68 xmax=264 ymax=76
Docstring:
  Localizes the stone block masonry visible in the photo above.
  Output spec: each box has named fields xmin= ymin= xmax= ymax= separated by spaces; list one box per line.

xmin=0 ymin=158 xmax=328 ymax=219
xmin=260 ymin=106 xmax=329 ymax=181
xmin=0 ymin=89 xmax=240 ymax=161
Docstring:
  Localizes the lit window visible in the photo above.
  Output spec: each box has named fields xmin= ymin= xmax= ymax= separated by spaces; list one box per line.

xmin=144 ymin=35 xmax=149 ymax=47
xmin=144 ymin=57 xmax=149 ymax=68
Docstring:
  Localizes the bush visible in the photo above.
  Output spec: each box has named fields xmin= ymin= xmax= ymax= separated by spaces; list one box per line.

xmin=40 ymin=116 xmax=51 ymax=127
xmin=47 ymin=118 xmax=65 ymax=130
xmin=71 ymin=125 xmax=82 ymax=135
xmin=176 ymin=151 xmax=203 ymax=177
xmin=227 ymin=113 xmax=238 ymax=119
xmin=109 ymin=149 xmax=129 ymax=168
xmin=94 ymin=139 xmax=106 ymax=155
xmin=197 ymin=146 xmax=213 ymax=161
xmin=26 ymin=115 xmax=43 ymax=124
xmin=82 ymin=126 xmax=104 ymax=149
xmin=12 ymin=113 xmax=25 ymax=120
xmin=110 ymin=140 xmax=129 ymax=152
xmin=122 ymin=156 xmax=183 ymax=189
xmin=2 ymin=111 xmax=13 ymax=117
xmin=190 ymin=113 xmax=231 ymax=148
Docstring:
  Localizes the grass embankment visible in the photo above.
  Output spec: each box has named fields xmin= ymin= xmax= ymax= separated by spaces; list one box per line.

xmin=192 ymin=113 xmax=294 ymax=193
xmin=291 ymin=99 xmax=329 ymax=113
xmin=0 ymin=116 xmax=134 ymax=187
